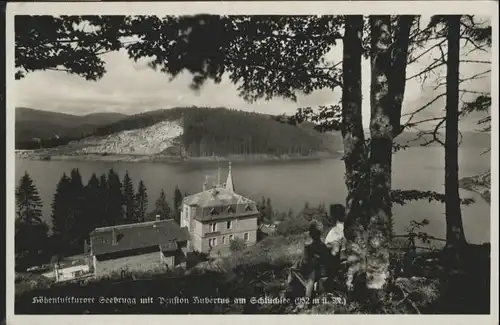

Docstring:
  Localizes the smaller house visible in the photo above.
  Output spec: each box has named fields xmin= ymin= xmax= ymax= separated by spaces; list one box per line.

xmin=53 ymin=263 xmax=92 ymax=283
xmin=89 ymin=218 xmax=190 ymax=278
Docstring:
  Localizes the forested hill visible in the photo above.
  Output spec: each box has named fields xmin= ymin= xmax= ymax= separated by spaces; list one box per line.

xmin=88 ymin=107 xmax=340 ymax=157
xmin=15 ymin=107 xmax=128 ymax=149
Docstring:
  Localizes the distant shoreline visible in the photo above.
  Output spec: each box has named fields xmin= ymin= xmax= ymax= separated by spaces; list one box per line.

xmin=458 ymin=172 xmax=491 ymax=204
xmin=15 ymin=151 xmax=343 ymax=164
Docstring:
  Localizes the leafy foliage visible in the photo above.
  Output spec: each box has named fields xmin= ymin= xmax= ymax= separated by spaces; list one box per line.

xmin=125 ymin=15 xmax=343 ymax=102
xmin=229 ymin=238 xmax=247 ymax=252
xmin=15 ymin=15 xmax=128 ymax=80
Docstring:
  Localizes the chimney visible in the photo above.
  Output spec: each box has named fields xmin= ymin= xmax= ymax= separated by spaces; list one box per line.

xmin=156 ymin=214 xmax=161 ymax=221
xmin=217 ymin=167 xmax=221 ymax=186
xmin=203 ymin=182 xmax=207 ymax=192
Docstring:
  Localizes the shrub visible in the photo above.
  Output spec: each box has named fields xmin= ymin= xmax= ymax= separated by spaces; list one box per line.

xmin=229 ymin=238 xmax=247 ymax=252
xmin=275 ymin=214 xmax=310 ymax=236
xmin=186 ymin=251 xmax=209 ymax=269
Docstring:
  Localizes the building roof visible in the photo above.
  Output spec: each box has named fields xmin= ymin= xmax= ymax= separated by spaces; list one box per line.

xmin=182 ymin=187 xmax=259 ymax=221
xmin=89 ymin=220 xmax=190 ymax=256
xmin=183 ymin=186 xmax=254 ymax=208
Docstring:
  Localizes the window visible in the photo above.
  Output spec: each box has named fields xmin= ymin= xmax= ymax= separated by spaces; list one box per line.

xmin=244 ymin=233 xmax=249 ymax=241
xmin=209 ymin=223 xmax=217 ymax=232
xmin=222 ymin=236 xmax=226 ymax=244
xmin=210 ymin=208 xmax=218 ymax=215
xmin=209 ymin=238 xmax=218 ymax=248
xmin=226 ymin=220 xmax=232 ymax=229
xmin=227 ymin=206 xmax=234 ymax=213
xmin=245 ymin=204 xmax=252 ymax=212
xmin=229 ymin=234 xmax=234 ymax=241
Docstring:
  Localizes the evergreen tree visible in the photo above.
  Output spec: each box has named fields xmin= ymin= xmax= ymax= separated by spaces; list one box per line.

xmin=69 ymin=168 xmax=86 ymax=252
xmin=173 ymin=185 xmax=183 ymax=224
xmin=122 ymin=170 xmax=135 ymax=223
xmin=134 ymin=180 xmax=148 ymax=223
xmin=256 ymin=196 xmax=267 ymax=225
xmin=154 ymin=189 xmax=171 ymax=220
xmin=265 ymin=198 xmax=274 ymax=222
xmin=84 ymin=173 xmax=101 ymax=234
xmin=98 ymin=173 xmax=109 ymax=227
xmin=107 ymin=169 xmax=124 ymax=226
xmin=15 ymin=172 xmax=43 ymax=223
xmin=51 ymin=173 xmax=73 ymax=255
xmin=15 ymin=172 xmax=49 ymax=270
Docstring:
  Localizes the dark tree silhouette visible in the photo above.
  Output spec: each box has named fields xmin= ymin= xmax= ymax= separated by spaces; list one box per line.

xmin=69 ymin=168 xmax=86 ymax=252
xmin=15 ymin=172 xmax=43 ymax=223
xmin=134 ymin=180 xmax=148 ymax=223
xmin=15 ymin=15 xmax=128 ymax=80
xmin=15 ymin=172 xmax=49 ymax=270
xmin=122 ymin=170 xmax=136 ymax=223
xmin=98 ymin=173 xmax=109 ymax=227
xmin=51 ymin=173 xmax=73 ymax=255
xmin=84 ymin=173 xmax=101 ymax=234
xmin=106 ymin=169 xmax=124 ymax=226
xmin=153 ymin=189 xmax=171 ymax=220
xmin=173 ymin=186 xmax=183 ymax=225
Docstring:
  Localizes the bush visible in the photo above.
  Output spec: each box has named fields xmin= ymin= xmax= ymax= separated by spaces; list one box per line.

xmin=186 ymin=251 xmax=209 ymax=269
xmin=275 ymin=214 xmax=310 ymax=236
xmin=229 ymin=238 xmax=247 ymax=252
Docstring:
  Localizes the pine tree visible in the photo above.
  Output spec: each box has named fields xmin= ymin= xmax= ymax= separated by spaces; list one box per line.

xmin=98 ymin=173 xmax=109 ymax=227
xmin=69 ymin=168 xmax=86 ymax=252
xmin=134 ymin=180 xmax=148 ymax=222
xmin=154 ymin=189 xmax=171 ymax=220
xmin=51 ymin=173 xmax=73 ymax=255
xmin=107 ymin=169 xmax=124 ymax=226
xmin=122 ymin=170 xmax=135 ymax=223
xmin=15 ymin=172 xmax=43 ymax=223
xmin=84 ymin=173 xmax=101 ymax=234
xmin=15 ymin=172 xmax=49 ymax=270
xmin=173 ymin=185 xmax=183 ymax=224
xmin=265 ymin=198 xmax=274 ymax=222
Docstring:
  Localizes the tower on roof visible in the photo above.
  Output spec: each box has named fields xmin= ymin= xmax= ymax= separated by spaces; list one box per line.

xmin=225 ymin=162 xmax=235 ymax=192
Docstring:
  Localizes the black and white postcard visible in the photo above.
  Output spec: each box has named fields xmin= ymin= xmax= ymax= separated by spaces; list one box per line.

xmin=5 ymin=1 xmax=498 ymax=325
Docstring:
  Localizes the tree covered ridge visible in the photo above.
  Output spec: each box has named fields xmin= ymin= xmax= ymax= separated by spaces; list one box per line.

xmin=90 ymin=106 xmax=339 ymax=157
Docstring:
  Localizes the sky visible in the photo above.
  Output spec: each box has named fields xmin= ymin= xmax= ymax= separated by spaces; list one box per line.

xmin=14 ymin=16 xmax=492 ymax=132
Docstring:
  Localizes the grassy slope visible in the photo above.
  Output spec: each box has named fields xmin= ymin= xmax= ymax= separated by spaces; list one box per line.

xmin=14 ymin=226 xmax=490 ymax=314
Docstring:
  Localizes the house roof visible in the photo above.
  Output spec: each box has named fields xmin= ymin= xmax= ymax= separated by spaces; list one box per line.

xmin=89 ymin=220 xmax=190 ymax=256
xmin=183 ymin=187 xmax=254 ymax=208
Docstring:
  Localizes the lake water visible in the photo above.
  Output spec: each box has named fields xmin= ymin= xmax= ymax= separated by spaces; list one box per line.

xmin=14 ymin=147 xmax=491 ymax=244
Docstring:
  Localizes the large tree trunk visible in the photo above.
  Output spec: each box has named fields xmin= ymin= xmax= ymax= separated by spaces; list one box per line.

xmin=389 ymin=15 xmax=415 ymax=137
xmin=444 ymin=15 xmax=467 ymax=253
xmin=341 ymin=15 xmax=368 ymax=291
xmin=367 ymin=16 xmax=393 ymax=290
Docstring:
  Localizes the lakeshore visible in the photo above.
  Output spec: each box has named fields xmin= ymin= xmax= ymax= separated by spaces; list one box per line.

xmin=14 ymin=151 xmax=342 ymax=164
